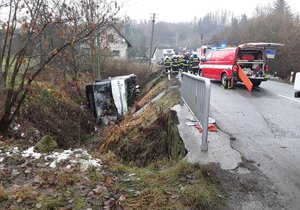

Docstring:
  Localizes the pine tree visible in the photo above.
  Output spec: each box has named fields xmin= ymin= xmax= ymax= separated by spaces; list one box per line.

xmin=272 ymin=0 xmax=292 ymax=17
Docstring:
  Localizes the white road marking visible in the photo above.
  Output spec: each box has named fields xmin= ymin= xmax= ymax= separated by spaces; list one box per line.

xmin=278 ymin=94 xmax=300 ymax=103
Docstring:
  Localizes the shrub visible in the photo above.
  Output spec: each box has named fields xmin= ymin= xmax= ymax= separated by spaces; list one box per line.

xmin=101 ymin=59 xmax=152 ymax=86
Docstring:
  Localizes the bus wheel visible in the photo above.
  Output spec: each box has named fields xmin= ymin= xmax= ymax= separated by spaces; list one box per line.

xmin=221 ymin=73 xmax=229 ymax=89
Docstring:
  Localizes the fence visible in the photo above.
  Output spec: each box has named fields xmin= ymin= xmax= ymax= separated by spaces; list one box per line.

xmin=180 ymin=72 xmax=211 ymax=151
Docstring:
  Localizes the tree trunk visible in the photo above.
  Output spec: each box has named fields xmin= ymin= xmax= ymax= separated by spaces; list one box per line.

xmin=0 ymin=77 xmax=9 ymax=136
xmin=0 ymin=112 xmax=10 ymax=136
xmin=0 ymin=75 xmax=7 ymax=122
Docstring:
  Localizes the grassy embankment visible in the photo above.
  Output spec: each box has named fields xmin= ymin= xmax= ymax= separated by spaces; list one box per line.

xmin=0 ymin=62 xmax=226 ymax=209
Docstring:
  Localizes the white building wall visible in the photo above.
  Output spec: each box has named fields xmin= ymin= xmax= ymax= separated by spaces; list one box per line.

xmin=105 ymin=28 xmax=129 ymax=59
xmin=110 ymin=42 xmax=128 ymax=59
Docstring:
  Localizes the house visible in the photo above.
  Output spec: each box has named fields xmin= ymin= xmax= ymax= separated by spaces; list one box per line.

xmin=101 ymin=25 xmax=132 ymax=59
xmin=79 ymin=25 xmax=132 ymax=60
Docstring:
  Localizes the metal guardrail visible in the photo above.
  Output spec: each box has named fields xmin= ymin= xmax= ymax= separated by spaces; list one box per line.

xmin=180 ymin=72 xmax=211 ymax=151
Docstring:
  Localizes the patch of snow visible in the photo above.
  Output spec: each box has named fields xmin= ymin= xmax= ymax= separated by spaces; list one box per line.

xmin=12 ymin=147 xmax=19 ymax=153
xmin=69 ymin=159 xmax=78 ymax=164
xmin=49 ymin=162 xmax=57 ymax=168
xmin=22 ymin=147 xmax=42 ymax=159
xmin=1 ymin=146 xmax=102 ymax=171
xmin=79 ymin=159 xmax=102 ymax=171
xmin=46 ymin=150 xmax=73 ymax=168
xmin=73 ymin=149 xmax=92 ymax=159
xmin=13 ymin=124 xmax=20 ymax=131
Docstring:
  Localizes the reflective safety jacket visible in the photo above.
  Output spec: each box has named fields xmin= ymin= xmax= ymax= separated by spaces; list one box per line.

xmin=172 ymin=57 xmax=179 ymax=67
xmin=190 ymin=57 xmax=200 ymax=69
xmin=164 ymin=59 xmax=172 ymax=67
xmin=183 ymin=55 xmax=190 ymax=67
xmin=179 ymin=57 xmax=185 ymax=67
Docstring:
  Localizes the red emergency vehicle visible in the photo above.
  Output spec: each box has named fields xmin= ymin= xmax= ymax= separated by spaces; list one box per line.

xmin=199 ymin=43 xmax=284 ymax=89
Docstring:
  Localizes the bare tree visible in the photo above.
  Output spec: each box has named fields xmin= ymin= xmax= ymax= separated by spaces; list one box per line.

xmin=0 ymin=0 xmax=119 ymax=136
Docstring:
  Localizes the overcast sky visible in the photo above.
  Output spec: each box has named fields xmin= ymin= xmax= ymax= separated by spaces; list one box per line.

xmin=117 ymin=0 xmax=300 ymax=23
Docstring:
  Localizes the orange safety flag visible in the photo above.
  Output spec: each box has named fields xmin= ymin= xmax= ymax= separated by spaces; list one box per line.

xmin=238 ymin=66 xmax=253 ymax=92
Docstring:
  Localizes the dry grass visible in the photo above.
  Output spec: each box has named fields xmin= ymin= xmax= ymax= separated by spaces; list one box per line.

xmin=106 ymin=159 xmax=225 ymax=209
xmin=0 ymin=187 xmax=8 ymax=202
xmin=100 ymin=75 xmax=183 ymax=167
xmin=19 ymin=75 xmax=95 ymax=148
xmin=101 ymin=59 xmax=152 ymax=86
xmin=0 ymin=154 xmax=225 ymax=210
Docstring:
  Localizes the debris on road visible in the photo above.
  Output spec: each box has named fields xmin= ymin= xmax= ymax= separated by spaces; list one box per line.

xmin=185 ymin=117 xmax=217 ymax=133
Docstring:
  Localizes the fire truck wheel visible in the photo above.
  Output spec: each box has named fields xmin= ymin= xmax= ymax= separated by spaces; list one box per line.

xmin=251 ymin=80 xmax=261 ymax=87
xmin=221 ymin=73 xmax=229 ymax=89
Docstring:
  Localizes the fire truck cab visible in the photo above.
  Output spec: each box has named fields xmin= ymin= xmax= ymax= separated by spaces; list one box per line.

xmin=199 ymin=42 xmax=284 ymax=88
xmin=197 ymin=45 xmax=214 ymax=60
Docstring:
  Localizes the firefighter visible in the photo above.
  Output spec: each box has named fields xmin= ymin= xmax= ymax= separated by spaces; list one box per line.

xmin=183 ymin=53 xmax=190 ymax=72
xmin=178 ymin=55 xmax=185 ymax=72
xmin=171 ymin=54 xmax=179 ymax=73
xmin=190 ymin=54 xmax=200 ymax=75
xmin=164 ymin=57 xmax=172 ymax=73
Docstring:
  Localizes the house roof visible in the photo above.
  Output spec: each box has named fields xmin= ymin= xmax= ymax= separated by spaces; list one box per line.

xmin=104 ymin=24 xmax=132 ymax=48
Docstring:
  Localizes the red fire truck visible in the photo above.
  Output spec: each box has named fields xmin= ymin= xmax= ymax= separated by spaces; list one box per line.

xmin=199 ymin=42 xmax=284 ymax=91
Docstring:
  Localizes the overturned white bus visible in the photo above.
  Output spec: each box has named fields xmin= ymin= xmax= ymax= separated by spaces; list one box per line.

xmin=85 ymin=74 xmax=137 ymax=124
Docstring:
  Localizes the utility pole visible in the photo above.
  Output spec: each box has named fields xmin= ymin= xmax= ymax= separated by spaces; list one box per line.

xmin=200 ymin=34 xmax=204 ymax=47
xmin=148 ymin=13 xmax=156 ymax=67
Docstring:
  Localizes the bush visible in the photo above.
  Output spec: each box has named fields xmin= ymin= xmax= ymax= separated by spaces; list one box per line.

xmin=101 ymin=59 xmax=152 ymax=86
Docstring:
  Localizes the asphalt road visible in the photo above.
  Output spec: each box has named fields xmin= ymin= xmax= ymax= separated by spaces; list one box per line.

xmin=209 ymin=80 xmax=300 ymax=209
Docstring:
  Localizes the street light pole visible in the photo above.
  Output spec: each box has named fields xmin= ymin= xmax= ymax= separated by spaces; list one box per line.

xmin=148 ymin=13 xmax=156 ymax=67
